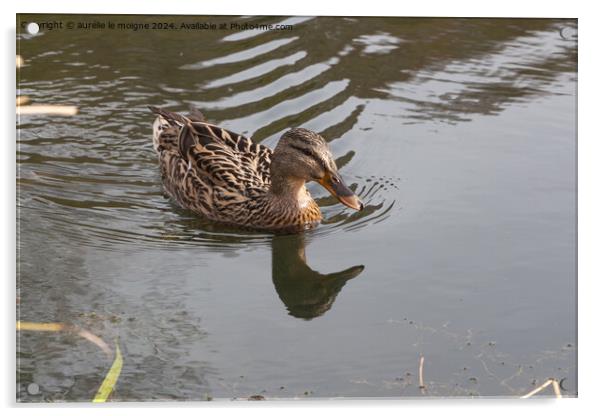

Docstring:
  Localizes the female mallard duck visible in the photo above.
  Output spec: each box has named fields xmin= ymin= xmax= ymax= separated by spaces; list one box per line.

xmin=150 ymin=106 xmax=363 ymax=231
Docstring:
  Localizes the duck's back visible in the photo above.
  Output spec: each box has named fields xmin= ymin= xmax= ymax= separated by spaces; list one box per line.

xmin=151 ymin=107 xmax=275 ymax=225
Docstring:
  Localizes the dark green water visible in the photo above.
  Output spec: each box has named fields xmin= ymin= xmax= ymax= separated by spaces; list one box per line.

xmin=17 ymin=15 xmax=577 ymax=401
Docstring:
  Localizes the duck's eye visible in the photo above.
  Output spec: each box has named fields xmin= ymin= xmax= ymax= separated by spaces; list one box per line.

xmin=332 ymin=176 xmax=340 ymax=184
xmin=290 ymin=144 xmax=317 ymax=159
xmin=300 ymin=148 xmax=314 ymax=158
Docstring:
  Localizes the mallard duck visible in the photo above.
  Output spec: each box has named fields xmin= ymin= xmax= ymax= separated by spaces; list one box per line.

xmin=149 ymin=106 xmax=363 ymax=231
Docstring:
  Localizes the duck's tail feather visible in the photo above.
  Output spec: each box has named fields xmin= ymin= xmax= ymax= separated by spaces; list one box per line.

xmin=148 ymin=106 xmax=190 ymax=126
xmin=150 ymin=106 xmax=189 ymax=153
xmin=150 ymin=106 xmax=213 ymax=157
xmin=149 ymin=105 xmax=206 ymax=124
xmin=187 ymin=106 xmax=206 ymax=122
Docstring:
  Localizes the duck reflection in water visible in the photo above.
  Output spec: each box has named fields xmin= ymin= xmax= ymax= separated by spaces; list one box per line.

xmin=271 ymin=233 xmax=364 ymax=320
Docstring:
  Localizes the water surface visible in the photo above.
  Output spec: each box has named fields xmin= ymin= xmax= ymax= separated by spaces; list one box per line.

xmin=17 ymin=15 xmax=577 ymax=400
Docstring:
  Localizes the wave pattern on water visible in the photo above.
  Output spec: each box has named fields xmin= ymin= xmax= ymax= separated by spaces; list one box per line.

xmin=17 ymin=16 xmax=576 ymax=253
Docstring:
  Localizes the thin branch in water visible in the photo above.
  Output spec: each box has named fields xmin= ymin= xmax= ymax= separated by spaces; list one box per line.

xmin=17 ymin=105 xmax=78 ymax=116
xmin=16 ymin=321 xmax=112 ymax=358
xmin=521 ymin=379 xmax=552 ymax=398
xmin=521 ymin=378 xmax=563 ymax=398
xmin=418 ymin=355 xmax=426 ymax=392
xmin=551 ymin=379 xmax=562 ymax=398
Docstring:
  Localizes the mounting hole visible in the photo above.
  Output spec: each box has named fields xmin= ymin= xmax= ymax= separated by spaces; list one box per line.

xmin=26 ymin=22 xmax=39 ymax=35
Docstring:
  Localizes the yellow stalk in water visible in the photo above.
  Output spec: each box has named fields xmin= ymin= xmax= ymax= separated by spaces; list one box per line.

xmin=93 ymin=341 xmax=123 ymax=403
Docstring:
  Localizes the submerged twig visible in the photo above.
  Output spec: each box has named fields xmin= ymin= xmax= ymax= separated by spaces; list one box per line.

xmin=419 ymin=355 xmax=426 ymax=392
xmin=17 ymin=321 xmax=112 ymax=358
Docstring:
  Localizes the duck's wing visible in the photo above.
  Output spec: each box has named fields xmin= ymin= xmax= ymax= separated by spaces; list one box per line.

xmin=176 ymin=122 xmax=272 ymax=196
xmin=150 ymin=106 xmax=273 ymax=184
xmin=184 ymin=122 xmax=273 ymax=187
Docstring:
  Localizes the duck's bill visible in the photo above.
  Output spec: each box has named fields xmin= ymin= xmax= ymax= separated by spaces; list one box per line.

xmin=319 ymin=172 xmax=364 ymax=211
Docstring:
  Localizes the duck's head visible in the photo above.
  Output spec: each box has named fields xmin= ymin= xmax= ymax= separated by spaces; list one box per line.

xmin=270 ymin=128 xmax=363 ymax=211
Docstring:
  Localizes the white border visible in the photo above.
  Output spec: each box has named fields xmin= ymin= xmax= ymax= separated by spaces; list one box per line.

xmin=6 ymin=0 xmax=584 ymax=17
xmin=3 ymin=1 xmax=599 ymax=414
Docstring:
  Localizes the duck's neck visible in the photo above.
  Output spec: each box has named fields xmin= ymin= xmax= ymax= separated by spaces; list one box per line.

xmin=269 ymin=175 xmax=313 ymax=209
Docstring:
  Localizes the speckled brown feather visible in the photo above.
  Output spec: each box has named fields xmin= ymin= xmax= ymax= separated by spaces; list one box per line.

xmin=150 ymin=107 xmax=322 ymax=230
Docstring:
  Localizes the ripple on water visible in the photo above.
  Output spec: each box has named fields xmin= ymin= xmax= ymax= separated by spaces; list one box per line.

xmin=17 ymin=17 xmax=574 ymax=256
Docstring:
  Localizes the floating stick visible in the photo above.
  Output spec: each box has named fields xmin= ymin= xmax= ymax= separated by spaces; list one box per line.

xmin=17 ymin=321 xmax=64 ymax=332
xmin=17 ymin=105 xmax=78 ymax=116
xmin=520 ymin=378 xmax=563 ymax=399
xmin=551 ymin=379 xmax=562 ymax=398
